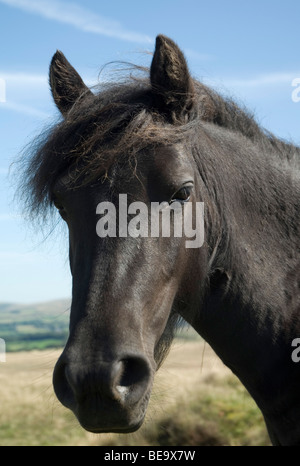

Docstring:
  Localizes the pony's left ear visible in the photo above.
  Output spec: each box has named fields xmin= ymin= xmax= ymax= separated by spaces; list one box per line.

xmin=150 ymin=35 xmax=195 ymax=122
xmin=49 ymin=50 xmax=92 ymax=116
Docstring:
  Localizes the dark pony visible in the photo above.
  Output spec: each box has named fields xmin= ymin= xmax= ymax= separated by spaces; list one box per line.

xmin=19 ymin=35 xmax=300 ymax=445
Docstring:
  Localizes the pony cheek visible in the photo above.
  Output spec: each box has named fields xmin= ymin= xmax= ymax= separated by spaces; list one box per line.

xmin=143 ymin=285 xmax=179 ymax=354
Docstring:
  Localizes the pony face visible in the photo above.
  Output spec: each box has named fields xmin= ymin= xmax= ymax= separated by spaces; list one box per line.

xmin=49 ymin=36 xmax=207 ymax=433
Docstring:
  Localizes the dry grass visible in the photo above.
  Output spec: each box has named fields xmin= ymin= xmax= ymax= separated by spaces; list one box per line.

xmin=0 ymin=338 xmax=270 ymax=446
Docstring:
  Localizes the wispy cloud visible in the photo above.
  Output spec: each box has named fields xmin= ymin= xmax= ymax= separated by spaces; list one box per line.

xmin=219 ymin=72 xmax=300 ymax=89
xmin=2 ymin=68 xmax=299 ymax=119
xmin=0 ymin=70 xmax=98 ymax=88
xmin=0 ymin=72 xmax=47 ymax=86
xmin=3 ymin=100 xmax=50 ymax=118
xmin=0 ymin=72 xmax=48 ymax=114
xmin=0 ymin=71 xmax=51 ymax=117
xmin=1 ymin=0 xmax=212 ymax=62
xmin=0 ymin=0 xmax=153 ymax=43
xmin=184 ymin=48 xmax=214 ymax=62
xmin=0 ymin=70 xmax=97 ymax=117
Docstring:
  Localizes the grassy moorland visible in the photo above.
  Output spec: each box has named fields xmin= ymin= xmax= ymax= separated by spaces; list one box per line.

xmin=0 ymin=338 xmax=271 ymax=446
xmin=0 ymin=300 xmax=70 ymax=351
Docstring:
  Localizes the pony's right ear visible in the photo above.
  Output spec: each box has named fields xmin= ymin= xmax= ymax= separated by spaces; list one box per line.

xmin=49 ymin=51 xmax=92 ymax=116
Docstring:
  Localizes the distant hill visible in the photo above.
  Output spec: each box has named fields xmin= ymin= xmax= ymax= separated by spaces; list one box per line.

xmin=0 ymin=298 xmax=197 ymax=352
xmin=0 ymin=299 xmax=71 ymax=351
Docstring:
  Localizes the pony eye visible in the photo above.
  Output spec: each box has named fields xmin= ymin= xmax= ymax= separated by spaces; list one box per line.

xmin=170 ymin=185 xmax=192 ymax=203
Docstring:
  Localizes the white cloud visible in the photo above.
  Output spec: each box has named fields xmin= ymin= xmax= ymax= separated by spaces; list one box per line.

xmin=184 ymin=48 xmax=214 ymax=62
xmin=0 ymin=0 xmax=153 ymax=43
xmin=3 ymin=100 xmax=50 ymax=118
xmin=0 ymin=71 xmax=50 ymax=117
xmin=0 ymin=71 xmax=96 ymax=88
xmin=219 ymin=72 xmax=300 ymax=89
xmin=0 ymin=70 xmax=98 ymax=117
xmin=0 ymin=72 xmax=47 ymax=86
xmin=2 ymin=68 xmax=300 ymax=119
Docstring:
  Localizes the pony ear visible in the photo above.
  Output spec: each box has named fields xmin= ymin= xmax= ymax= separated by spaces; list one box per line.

xmin=49 ymin=50 xmax=92 ymax=116
xmin=150 ymin=35 xmax=195 ymax=122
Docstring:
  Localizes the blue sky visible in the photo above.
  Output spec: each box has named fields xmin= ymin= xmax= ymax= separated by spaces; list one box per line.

xmin=0 ymin=0 xmax=300 ymax=303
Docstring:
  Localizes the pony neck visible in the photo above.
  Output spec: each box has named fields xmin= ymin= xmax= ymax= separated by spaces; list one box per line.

xmin=192 ymin=125 xmax=300 ymax=444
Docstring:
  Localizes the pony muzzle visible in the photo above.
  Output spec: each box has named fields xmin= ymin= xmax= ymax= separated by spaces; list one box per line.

xmin=53 ymin=351 xmax=153 ymax=433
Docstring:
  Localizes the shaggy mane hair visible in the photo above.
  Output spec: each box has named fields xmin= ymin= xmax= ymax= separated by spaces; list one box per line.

xmin=17 ymin=68 xmax=300 ymax=223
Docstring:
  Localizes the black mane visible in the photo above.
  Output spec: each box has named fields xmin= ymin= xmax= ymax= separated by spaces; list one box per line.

xmin=17 ymin=70 xmax=299 ymax=223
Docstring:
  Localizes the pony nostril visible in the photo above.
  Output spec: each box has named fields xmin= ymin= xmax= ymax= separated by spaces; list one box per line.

xmin=54 ymin=352 xmax=152 ymax=410
xmin=115 ymin=356 xmax=151 ymax=403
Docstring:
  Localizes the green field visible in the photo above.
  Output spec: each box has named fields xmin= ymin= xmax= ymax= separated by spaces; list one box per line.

xmin=0 ymin=300 xmax=70 ymax=351
xmin=0 ymin=301 xmax=271 ymax=446
xmin=0 ymin=341 xmax=270 ymax=446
